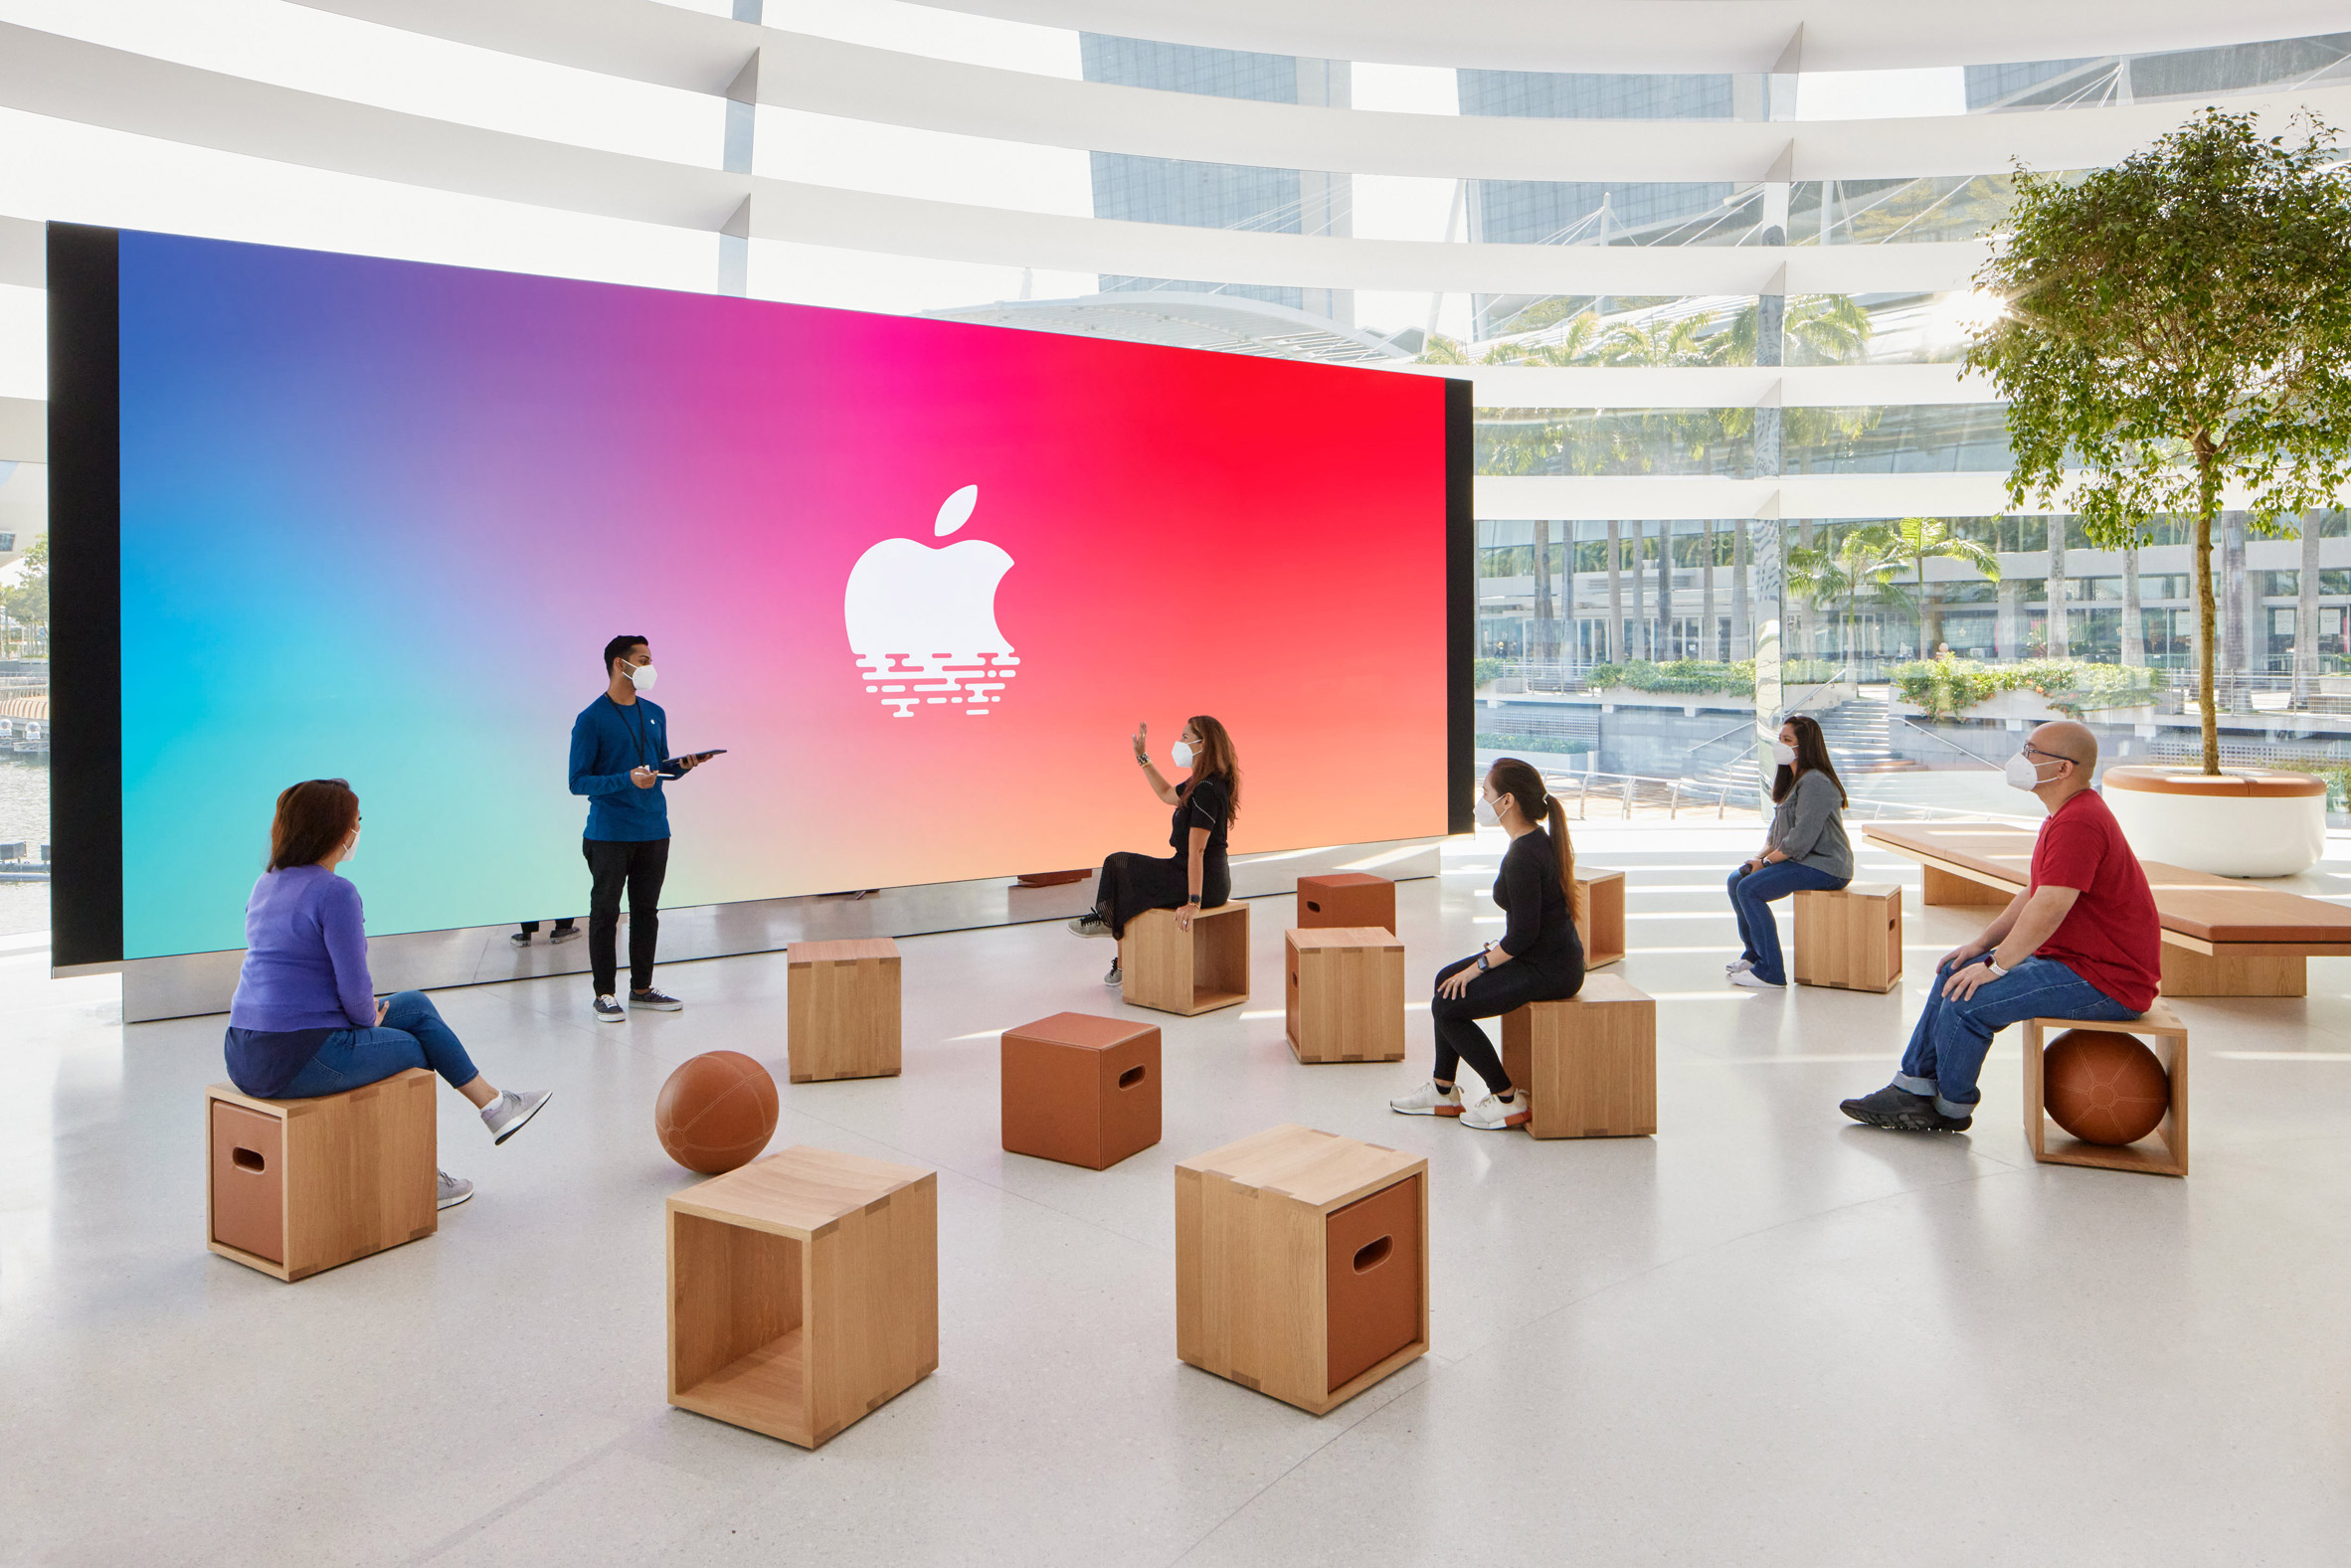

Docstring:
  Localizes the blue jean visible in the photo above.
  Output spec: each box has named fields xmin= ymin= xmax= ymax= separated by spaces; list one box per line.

xmin=1727 ymin=861 xmax=1848 ymax=985
xmin=278 ymin=990 xmax=481 ymax=1099
xmin=1897 ymin=957 xmax=2138 ymax=1118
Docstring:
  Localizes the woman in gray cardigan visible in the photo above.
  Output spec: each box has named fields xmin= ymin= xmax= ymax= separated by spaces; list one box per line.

xmin=1727 ymin=713 xmax=1854 ymax=990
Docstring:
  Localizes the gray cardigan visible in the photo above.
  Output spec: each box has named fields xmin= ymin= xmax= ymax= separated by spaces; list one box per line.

xmin=1767 ymin=771 xmax=1855 ymax=880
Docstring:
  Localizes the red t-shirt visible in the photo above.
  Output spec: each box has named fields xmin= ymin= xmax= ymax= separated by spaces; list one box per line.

xmin=2028 ymin=788 xmax=2162 ymax=1012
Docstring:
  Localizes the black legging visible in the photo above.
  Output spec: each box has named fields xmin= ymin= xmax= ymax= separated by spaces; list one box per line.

xmin=1430 ymin=954 xmax=1584 ymax=1094
xmin=1095 ymin=851 xmax=1230 ymax=940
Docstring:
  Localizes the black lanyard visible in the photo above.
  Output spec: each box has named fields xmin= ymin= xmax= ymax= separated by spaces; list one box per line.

xmin=616 ymin=697 xmax=654 ymax=770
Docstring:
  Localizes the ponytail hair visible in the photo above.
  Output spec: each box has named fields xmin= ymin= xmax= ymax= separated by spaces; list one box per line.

xmin=1486 ymin=756 xmax=1574 ymax=899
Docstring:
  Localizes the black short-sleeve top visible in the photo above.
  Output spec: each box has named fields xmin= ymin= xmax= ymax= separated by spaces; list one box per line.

xmin=1171 ymin=775 xmax=1231 ymax=859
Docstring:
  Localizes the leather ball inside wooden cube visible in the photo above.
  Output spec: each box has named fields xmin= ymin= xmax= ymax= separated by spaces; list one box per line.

xmin=1000 ymin=1012 xmax=1162 ymax=1170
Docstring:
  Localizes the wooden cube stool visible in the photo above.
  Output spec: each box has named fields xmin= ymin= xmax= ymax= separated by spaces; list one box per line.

xmin=1176 ymin=1124 xmax=1427 ymax=1415
xmin=1000 ymin=1012 xmax=1161 ymax=1169
xmin=206 ymin=1069 xmax=438 ymax=1282
xmin=1296 ymin=873 xmax=1395 ymax=935
xmin=1573 ymin=870 xmax=1626 ymax=968
xmin=666 ymin=1144 xmax=938 ymax=1448
xmin=1120 ymin=902 xmax=1249 ymax=1016
xmin=1499 ymin=974 xmax=1657 ymax=1138
xmin=788 ymin=938 xmax=901 ymax=1082
xmin=1285 ymin=927 xmax=1405 ymax=1064
xmin=1792 ymin=882 xmax=1902 ymax=993
xmin=2022 ymin=1003 xmax=2188 ymax=1177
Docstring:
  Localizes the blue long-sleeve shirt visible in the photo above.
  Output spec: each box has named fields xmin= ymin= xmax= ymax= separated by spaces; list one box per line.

xmin=571 ymin=693 xmax=672 ymax=841
xmin=228 ymin=865 xmax=377 ymax=1031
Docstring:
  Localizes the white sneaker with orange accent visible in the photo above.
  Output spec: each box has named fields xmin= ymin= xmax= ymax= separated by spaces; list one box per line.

xmin=1388 ymin=1081 xmax=1464 ymax=1117
xmin=1461 ymin=1091 xmax=1532 ymax=1131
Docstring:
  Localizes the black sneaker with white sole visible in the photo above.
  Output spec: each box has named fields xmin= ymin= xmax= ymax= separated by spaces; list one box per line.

xmin=1840 ymin=1084 xmax=1972 ymax=1132
xmin=549 ymin=924 xmax=582 ymax=944
xmin=630 ymin=987 xmax=684 ymax=1011
xmin=509 ymin=931 xmax=534 ymax=948
xmin=593 ymin=993 xmax=626 ymax=1022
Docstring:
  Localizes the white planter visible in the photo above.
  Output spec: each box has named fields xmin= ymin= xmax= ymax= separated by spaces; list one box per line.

xmin=2101 ymin=766 xmax=2327 ymax=878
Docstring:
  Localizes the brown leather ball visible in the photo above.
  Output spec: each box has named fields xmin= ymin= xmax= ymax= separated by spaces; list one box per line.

xmin=654 ymin=1051 xmax=779 ymax=1174
xmin=2044 ymin=1028 xmax=2169 ymax=1146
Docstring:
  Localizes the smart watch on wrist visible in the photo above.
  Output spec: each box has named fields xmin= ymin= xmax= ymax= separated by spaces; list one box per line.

xmin=1186 ymin=894 xmax=1202 ymax=905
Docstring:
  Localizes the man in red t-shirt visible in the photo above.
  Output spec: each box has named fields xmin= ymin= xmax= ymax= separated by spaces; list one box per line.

xmin=1842 ymin=721 xmax=2162 ymax=1132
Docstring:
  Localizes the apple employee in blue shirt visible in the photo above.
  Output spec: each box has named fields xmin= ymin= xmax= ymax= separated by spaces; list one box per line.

xmin=572 ymin=634 xmax=715 ymax=1022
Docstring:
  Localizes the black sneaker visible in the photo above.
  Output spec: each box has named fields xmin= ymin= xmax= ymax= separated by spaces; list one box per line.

xmin=630 ymin=987 xmax=684 ymax=1012
xmin=1840 ymin=1085 xmax=1971 ymax=1132
xmin=509 ymin=931 xmax=534 ymax=948
xmin=549 ymin=924 xmax=582 ymax=945
xmin=593 ymin=993 xmax=626 ymax=1023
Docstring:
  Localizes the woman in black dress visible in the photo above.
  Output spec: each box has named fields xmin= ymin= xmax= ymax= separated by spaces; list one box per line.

xmin=1391 ymin=756 xmax=1584 ymax=1130
xmin=1068 ymin=715 xmax=1239 ymax=986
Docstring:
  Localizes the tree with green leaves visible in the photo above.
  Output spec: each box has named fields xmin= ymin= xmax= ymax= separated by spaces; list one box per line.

xmin=1787 ymin=522 xmax=1911 ymax=666
xmin=1966 ymin=107 xmax=2351 ymax=772
xmin=1883 ymin=516 xmax=2000 ymax=655
xmin=0 ymin=535 xmax=45 ymax=659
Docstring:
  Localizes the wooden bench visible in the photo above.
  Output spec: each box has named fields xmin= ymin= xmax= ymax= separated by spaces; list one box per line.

xmin=1864 ymin=821 xmax=2351 ymax=998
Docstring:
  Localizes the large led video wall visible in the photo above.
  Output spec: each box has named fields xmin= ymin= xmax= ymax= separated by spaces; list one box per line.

xmin=50 ymin=228 xmax=1468 ymax=963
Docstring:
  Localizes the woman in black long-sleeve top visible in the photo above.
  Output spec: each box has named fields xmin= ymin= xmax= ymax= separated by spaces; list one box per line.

xmin=1391 ymin=756 xmax=1584 ymax=1131
xmin=1067 ymin=715 xmax=1239 ymax=987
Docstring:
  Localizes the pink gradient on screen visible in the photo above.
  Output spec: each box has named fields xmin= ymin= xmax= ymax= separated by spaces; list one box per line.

xmin=120 ymin=240 xmax=1451 ymax=935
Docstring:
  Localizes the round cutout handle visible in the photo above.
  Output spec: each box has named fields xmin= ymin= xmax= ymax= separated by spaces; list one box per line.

xmin=1117 ymin=1065 xmax=1147 ymax=1090
xmin=1352 ymin=1234 xmax=1392 ymax=1274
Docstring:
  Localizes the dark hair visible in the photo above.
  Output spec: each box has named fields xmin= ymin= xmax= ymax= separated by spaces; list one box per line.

xmin=1177 ymin=714 xmax=1242 ymax=824
xmin=269 ymin=779 xmax=360 ymax=872
xmin=603 ymin=634 xmax=648 ymax=677
xmin=1771 ymin=713 xmax=1848 ymax=807
xmin=1485 ymin=757 xmax=1574 ymax=897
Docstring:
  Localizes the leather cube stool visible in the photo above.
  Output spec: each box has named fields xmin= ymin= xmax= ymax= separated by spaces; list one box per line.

xmin=1000 ymin=1012 xmax=1162 ymax=1170
xmin=1296 ymin=873 xmax=1395 ymax=935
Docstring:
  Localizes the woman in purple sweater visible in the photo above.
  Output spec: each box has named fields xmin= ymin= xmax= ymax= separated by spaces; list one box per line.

xmin=225 ymin=779 xmax=550 ymax=1210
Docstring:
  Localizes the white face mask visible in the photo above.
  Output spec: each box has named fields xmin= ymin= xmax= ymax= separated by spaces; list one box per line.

xmin=342 ymin=828 xmax=359 ymax=863
xmin=626 ymin=661 xmax=658 ymax=690
xmin=1770 ymin=740 xmax=1797 ymax=768
xmin=1171 ymin=739 xmax=1194 ymax=769
xmin=1475 ymin=794 xmax=1501 ymax=828
xmin=2005 ymin=751 xmax=2059 ymax=791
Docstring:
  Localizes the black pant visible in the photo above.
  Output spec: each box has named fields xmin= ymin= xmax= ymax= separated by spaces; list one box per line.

xmin=1095 ymin=850 xmax=1230 ymax=940
xmin=517 ymin=919 xmax=576 ymax=934
xmin=585 ymin=837 xmax=669 ymax=995
xmin=1430 ymin=954 xmax=1583 ymax=1094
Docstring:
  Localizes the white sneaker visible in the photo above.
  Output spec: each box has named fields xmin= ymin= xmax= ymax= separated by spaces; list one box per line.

xmin=1730 ymin=969 xmax=1785 ymax=990
xmin=1389 ymin=1081 xmax=1464 ymax=1117
xmin=482 ymin=1089 xmax=551 ymax=1144
xmin=1725 ymin=957 xmax=1754 ymax=973
xmin=1104 ymin=959 xmax=1123 ymax=986
xmin=1461 ymin=1091 xmax=1533 ymax=1131
xmin=437 ymin=1170 xmax=474 ymax=1209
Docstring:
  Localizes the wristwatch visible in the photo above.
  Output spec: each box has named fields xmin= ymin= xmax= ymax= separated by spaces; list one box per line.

xmin=1985 ymin=958 xmax=2008 ymax=977
xmin=1476 ymin=943 xmax=1492 ymax=972
xmin=1185 ymin=894 xmax=1202 ymax=905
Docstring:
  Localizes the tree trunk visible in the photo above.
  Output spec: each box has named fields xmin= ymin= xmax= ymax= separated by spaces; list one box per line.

xmin=1606 ymin=519 xmax=1622 ymax=662
xmin=1630 ymin=519 xmax=1646 ymax=660
xmin=2121 ymin=545 xmax=2144 ymax=668
xmin=1731 ymin=520 xmax=1749 ymax=658
xmin=2295 ymin=511 xmax=2321 ymax=708
xmin=2196 ymin=461 xmax=2221 ymax=774
xmin=1532 ymin=520 xmax=1554 ymax=664
xmin=2048 ymin=517 xmax=2069 ymax=659
xmin=1656 ymin=519 xmax=1673 ymax=657
xmin=1703 ymin=518 xmax=1717 ymax=660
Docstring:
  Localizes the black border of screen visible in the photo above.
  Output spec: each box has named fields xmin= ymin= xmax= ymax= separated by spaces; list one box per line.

xmin=42 ymin=226 xmax=1473 ymax=966
xmin=47 ymin=223 xmax=122 ymax=970
xmin=1444 ymin=376 xmax=1474 ymax=835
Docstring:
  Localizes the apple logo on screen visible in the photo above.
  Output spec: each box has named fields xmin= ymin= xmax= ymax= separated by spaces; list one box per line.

xmin=843 ymin=484 xmax=1018 ymax=718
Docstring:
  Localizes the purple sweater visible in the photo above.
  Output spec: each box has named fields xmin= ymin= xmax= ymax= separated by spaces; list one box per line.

xmin=228 ymin=865 xmax=377 ymax=1031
